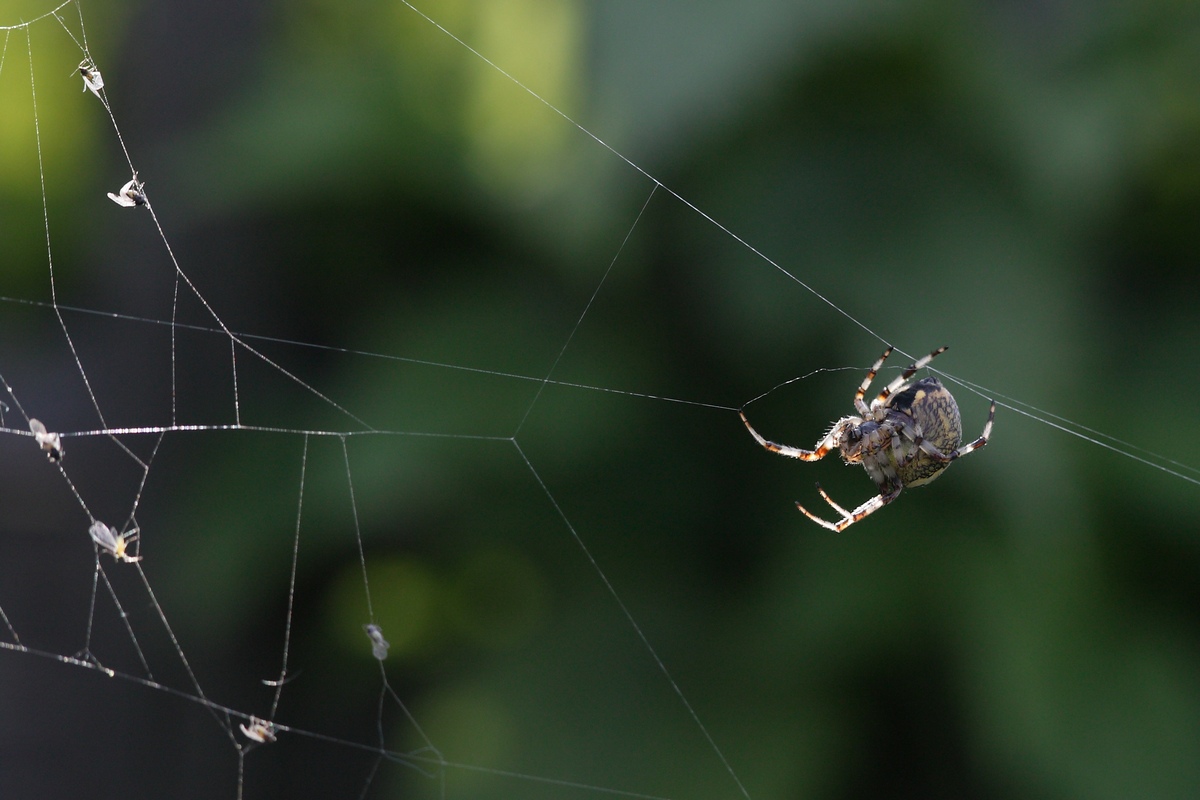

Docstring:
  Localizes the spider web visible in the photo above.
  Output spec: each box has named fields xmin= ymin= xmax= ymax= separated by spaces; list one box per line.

xmin=2 ymin=1 xmax=1200 ymax=799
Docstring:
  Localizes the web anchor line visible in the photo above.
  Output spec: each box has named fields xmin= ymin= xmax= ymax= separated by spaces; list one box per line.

xmin=4 ymin=2 xmax=1199 ymax=799
xmin=396 ymin=0 xmax=1200 ymax=490
xmin=512 ymin=439 xmax=753 ymax=800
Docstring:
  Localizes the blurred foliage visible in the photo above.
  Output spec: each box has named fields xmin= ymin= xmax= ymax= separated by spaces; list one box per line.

xmin=2 ymin=0 xmax=1200 ymax=798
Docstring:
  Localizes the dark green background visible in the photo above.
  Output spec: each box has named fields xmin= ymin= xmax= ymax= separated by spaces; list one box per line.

xmin=1 ymin=0 xmax=1199 ymax=797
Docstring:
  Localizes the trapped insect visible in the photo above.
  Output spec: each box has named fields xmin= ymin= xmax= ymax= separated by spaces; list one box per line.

xmin=29 ymin=418 xmax=63 ymax=462
xmin=77 ymin=59 xmax=104 ymax=97
xmin=240 ymin=717 xmax=277 ymax=744
xmin=740 ymin=346 xmax=995 ymax=532
xmin=364 ymin=623 xmax=390 ymax=661
xmin=107 ymin=173 xmax=146 ymax=207
xmin=88 ymin=521 xmax=142 ymax=563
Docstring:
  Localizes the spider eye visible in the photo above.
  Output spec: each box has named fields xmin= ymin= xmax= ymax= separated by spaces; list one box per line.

xmin=846 ymin=426 xmax=862 ymax=443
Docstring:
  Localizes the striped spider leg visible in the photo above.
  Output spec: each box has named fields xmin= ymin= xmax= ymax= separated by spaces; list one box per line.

xmin=742 ymin=346 xmax=995 ymax=532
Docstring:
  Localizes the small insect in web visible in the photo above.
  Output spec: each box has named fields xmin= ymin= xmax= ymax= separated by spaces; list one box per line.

xmin=88 ymin=521 xmax=142 ymax=563
xmin=239 ymin=717 xmax=277 ymax=744
xmin=28 ymin=418 xmax=63 ymax=463
xmin=107 ymin=173 xmax=146 ymax=208
xmin=740 ymin=346 xmax=996 ymax=532
xmin=77 ymin=59 xmax=104 ymax=97
xmin=364 ymin=623 xmax=390 ymax=661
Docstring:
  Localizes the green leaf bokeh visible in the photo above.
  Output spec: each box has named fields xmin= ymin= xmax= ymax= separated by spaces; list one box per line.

xmin=2 ymin=1 xmax=1199 ymax=798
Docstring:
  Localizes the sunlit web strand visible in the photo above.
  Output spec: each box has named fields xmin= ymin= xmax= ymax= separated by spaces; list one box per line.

xmin=9 ymin=298 xmax=1197 ymax=486
xmin=45 ymin=4 xmax=180 ymax=494
xmin=854 ymin=349 xmax=1200 ymax=486
xmin=0 ymin=640 xmax=375 ymax=761
xmin=2 ymin=400 xmax=224 ymax=735
xmin=0 ymin=0 xmax=73 ymax=31
xmin=0 ymin=374 xmax=130 ymax=525
xmin=4 ymin=285 xmax=1196 ymax=482
xmin=397 ymin=0 xmax=888 ymax=348
xmin=740 ymin=366 xmax=865 ymax=408
xmin=267 ymin=435 xmax=307 ymax=719
xmin=3 ymin=422 xmax=513 ymax=441
xmin=24 ymin=18 xmax=144 ymax=472
xmin=395 ymin=0 xmax=1200 ymax=491
xmin=26 ymin=28 xmax=123 ymax=453
xmin=143 ymin=197 xmax=376 ymax=429
xmin=513 ymin=183 xmax=660 ymax=436
xmin=502 ymin=165 xmax=746 ymax=796
xmin=933 ymin=368 xmax=1200 ymax=487
xmin=50 ymin=4 xmax=100 ymax=96
xmin=513 ymin=439 xmax=752 ymax=800
xmin=8 ymin=8 xmax=703 ymax=800
xmin=0 ymin=638 xmax=666 ymax=799
xmin=402 ymin=756 xmax=676 ymax=800
xmin=0 ymin=294 xmax=739 ymax=412
xmin=30 ymin=20 xmax=420 ymax=780
xmin=45 ymin=33 xmax=373 ymax=433
xmin=0 ymin=604 xmax=19 ymax=644
xmin=5 ymin=367 xmax=243 ymax=737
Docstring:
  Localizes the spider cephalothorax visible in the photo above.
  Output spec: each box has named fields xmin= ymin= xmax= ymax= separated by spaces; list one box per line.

xmin=740 ymin=346 xmax=995 ymax=532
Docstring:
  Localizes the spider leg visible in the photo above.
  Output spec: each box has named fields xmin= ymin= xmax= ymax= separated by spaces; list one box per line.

xmin=796 ymin=485 xmax=902 ymax=532
xmin=878 ymin=412 xmax=930 ymax=462
xmin=856 ymin=427 xmax=906 ymax=486
xmin=914 ymin=400 xmax=995 ymax=462
xmin=739 ymin=410 xmax=838 ymax=461
xmin=853 ymin=346 xmax=893 ymax=416
xmin=873 ymin=346 xmax=948 ymax=407
xmin=813 ymin=481 xmax=854 ymax=517
xmin=885 ymin=424 xmax=920 ymax=466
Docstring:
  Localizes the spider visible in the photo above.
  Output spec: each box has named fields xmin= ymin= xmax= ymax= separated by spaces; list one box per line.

xmin=740 ymin=345 xmax=995 ymax=532
xmin=88 ymin=520 xmax=142 ymax=563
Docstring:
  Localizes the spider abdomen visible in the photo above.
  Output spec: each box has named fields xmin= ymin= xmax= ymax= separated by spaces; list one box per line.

xmin=886 ymin=377 xmax=962 ymax=487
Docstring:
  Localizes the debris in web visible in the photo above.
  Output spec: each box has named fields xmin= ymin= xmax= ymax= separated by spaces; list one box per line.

xmin=88 ymin=520 xmax=142 ymax=563
xmin=239 ymin=716 xmax=277 ymax=744
xmin=29 ymin=418 xmax=63 ymax=462
xmin=77 ymin=58 xmax=103 ymax=97
xmin=364 ymin=623 xmax=390 ymax=661
xmin=107 ymin=173 xmax=146 ymax=207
